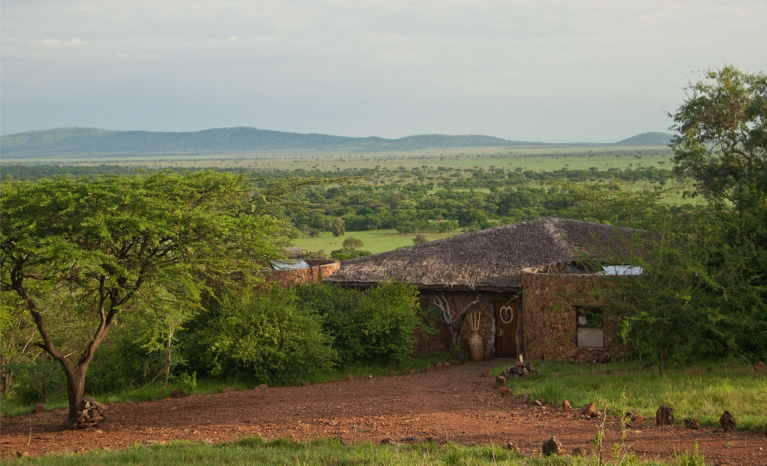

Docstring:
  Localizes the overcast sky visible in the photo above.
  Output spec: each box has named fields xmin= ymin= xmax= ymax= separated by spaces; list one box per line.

xmin=2 ymin=0 xmax=765 ymax=142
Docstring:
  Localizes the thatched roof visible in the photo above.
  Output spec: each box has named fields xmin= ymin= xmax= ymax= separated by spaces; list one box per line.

xmin=327 ymin=217 xmax=642 ymax=291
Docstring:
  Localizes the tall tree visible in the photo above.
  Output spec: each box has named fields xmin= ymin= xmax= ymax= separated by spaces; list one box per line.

xmin=670 ymin=65 xmax=767 ymax=211
xmin=1 ymin=171 xmax=285 ymax=426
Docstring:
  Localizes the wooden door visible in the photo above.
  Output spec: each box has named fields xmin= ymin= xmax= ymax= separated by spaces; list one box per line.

xmin=495 ymin=301 xmax=519 ymax=358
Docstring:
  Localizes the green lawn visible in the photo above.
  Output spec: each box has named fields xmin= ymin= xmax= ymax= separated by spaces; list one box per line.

xmin=3 ymin=437 xmax=699 ymax=465
xmin=492 ymin=361 xmax=767 ymax=430
xmin=292 ymin=229 xmax=460 ymax=255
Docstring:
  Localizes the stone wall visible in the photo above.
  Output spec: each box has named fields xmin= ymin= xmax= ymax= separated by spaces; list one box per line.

xmin=263 ymin=260 xmax=340 ymax=288
xmin=520 ymin=269 xmax=623 ymax=362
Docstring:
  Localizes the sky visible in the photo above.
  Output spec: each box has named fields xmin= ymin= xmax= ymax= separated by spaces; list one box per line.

xmin=2 ymin=0 xmax=766 ymax=142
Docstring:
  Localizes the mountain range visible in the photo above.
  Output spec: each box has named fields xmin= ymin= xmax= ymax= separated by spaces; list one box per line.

xmin=0 ymin=127 xmax=674 ymax=158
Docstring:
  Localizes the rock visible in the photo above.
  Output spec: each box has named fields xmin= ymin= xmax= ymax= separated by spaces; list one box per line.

xmin=16 ymin=451 xmax=30 ymax=458
xmin=534 ymin=398 xmax=544 ymax=406
xmin=572 ymin=446 xmax=588 ymax=456
xmin=256 ymin=383 xmax=268 ymax=390
xmin=301 ymin=380 xmax=311 ymax=386
xmin=581 ymin=402 xmax=595 ymax=416
xmin=444 ymin=362 xmax=451 ymax=368
xmin=380 ymin=438 xmax=394 ymax=445
xmin=520 ymin=367 xmax=529 ymax=377
xmin=656 ymin=406 xmax=674 ymax=426
xmin=626 ymin=412 xmax=643 ymax=423
xmin=562 ymin=400 xmax=571 ymax=412
xmin=719 ymin=411 xmax=736 ymax=432
xmin=541 ymin=436 xmax=563 ymax=456
xmin=684 ymin=418 xmax=700 ymax=430
xmin=346 ymin=374 xmax=353 ymax=381
xmin=171 ymin=389 xmax=186 ymax=398
xmin=367 ymin=374 xmax=373 ymax=379
xmin=591 ymin=410 xmax=602 ymax=418
xmin=499 ymin=386 xmax=512 ymax=398
xmin=495 ymin=375 xmax=507 ymax=385
xmin=436 ymin=363 xmax=443 ymax=370
xmin=33 ymin=403 xmax=45 ymax=414
xmin=504 ymin=440 xmax=517 ymax=451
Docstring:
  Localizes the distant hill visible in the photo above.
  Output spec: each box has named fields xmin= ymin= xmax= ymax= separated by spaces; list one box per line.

xmin=614 ymin=132 xmax=674 ymax=146
xmin=0 ymin=127 xmax=673 ymax=158
xmin=0 ymin=127 xmax=535 ymax=159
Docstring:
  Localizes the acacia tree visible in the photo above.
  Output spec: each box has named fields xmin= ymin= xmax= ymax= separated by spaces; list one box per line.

xmin=1 ymin=171 xmax=285 ymax=426
xmin=671 ymin=65 xmax=767 ymax=211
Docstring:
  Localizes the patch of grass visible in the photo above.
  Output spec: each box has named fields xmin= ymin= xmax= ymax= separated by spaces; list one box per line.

xmin=293 ymin=229 xmax=459 ymax=254
xmin=2 ymin=436 xmax=686 ymax=465
xmin=496 ymin=360 xmax=767 ymax=430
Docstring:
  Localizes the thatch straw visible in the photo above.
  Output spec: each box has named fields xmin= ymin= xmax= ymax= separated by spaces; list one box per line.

xmin=328 ymin=217 xmax=641 ymax=291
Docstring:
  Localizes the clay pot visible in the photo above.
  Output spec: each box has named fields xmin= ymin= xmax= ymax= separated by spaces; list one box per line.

xmin=469 ymin=331 xmax=483 ymax=362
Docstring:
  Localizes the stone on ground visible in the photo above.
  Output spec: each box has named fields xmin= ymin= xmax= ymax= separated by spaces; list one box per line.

xmin=719 ymin=411 xmax=736 ymax=432
xmin=656 ymin=406 xmax=674 ymax=426
xmin=541 ymin=436 xmax=563 ymax=456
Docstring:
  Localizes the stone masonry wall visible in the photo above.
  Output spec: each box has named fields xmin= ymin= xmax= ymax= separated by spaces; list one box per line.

xmin=520 ymin=269 xmax=623 ymax=362
xmin=263 ymin=260 xmax=340 ymax=288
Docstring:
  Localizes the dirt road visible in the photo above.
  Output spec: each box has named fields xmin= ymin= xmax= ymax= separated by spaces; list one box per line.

xmin=2 ymin=360 xmax=765 ymax=464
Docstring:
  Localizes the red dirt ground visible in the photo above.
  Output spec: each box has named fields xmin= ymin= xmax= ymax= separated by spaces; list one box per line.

xmin=2 ymin=359 xmax=766 ymax=464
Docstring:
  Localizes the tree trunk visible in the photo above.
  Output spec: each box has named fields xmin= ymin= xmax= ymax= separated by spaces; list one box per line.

xmin=657 ymin=347 xmax=665 ymax=377
xmin=62 ymin=364 xmax=88 ymax=427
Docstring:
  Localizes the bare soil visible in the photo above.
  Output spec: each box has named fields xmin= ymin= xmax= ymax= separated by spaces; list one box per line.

xmin=2 ymin=360 xmax=766 ymax=464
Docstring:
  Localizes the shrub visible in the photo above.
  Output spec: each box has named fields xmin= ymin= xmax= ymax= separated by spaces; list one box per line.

xmin=193 ymin=286 xmax=337 ymax=385
xmin=296 ymin=281 xmax=419 ymax=364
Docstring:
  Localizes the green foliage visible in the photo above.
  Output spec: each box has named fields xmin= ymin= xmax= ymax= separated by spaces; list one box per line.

xmin=295 ymin=281 xmax=420 ymax=364
xmin=0 ymin=171 xmax=288 ymax=421
xmin=412 ymin=234 xmax=428 ymax=245
xmin=189 ymin=286 xmax=337 ymax=385
xmin=671 ymin=66 xmax=767 ymax=209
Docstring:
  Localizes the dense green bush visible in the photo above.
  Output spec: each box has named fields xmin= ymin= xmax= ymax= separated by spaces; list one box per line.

xmin=295 ymin=281 xmax=420 ymax=364
xmin=189 ymin=286 xmax=337 ymax=385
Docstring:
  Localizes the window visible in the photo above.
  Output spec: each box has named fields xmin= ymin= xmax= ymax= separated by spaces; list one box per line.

xmin=576 ymin=307 xmax=604 ymax=348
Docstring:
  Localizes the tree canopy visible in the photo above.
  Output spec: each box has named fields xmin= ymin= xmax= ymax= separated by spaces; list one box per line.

xmin=0 ymin=171 xmax=287 ymax=425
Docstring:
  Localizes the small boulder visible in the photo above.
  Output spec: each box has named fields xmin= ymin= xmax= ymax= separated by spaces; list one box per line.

xmin=534 ymin=398 xmax=544 ymax=406
xmin=656 ymin=406 xmax=674 ymax=426
xmin=541 ymin=436 xmax=563 ymax=456
xmin=684 ymin=418 xmax=700 ymax=430
xmin=499 ymin=386 xmax=512 ymax=398
xmin=170 ymin=388 xmax=186 ymax=398
xmin=256 ymin=383 xmax=268 ymax=390
xmin=495 ymin=375 xmax=507 ymax=385
xmin=562 ymin=400 xmax=571 ymax=412
xmin=444 ymin=362 xmax=451 ymax=368
xmin=581 ymin=402 xmax=595 ymax=416
xmin=346 ymin=374 xmax=353 ymax=381
xmin=33 ymin=403 xmax=45 ymax=414
xmin=572 ymin=446 xmax=588 ymax=456
xmin=380 ymin=437 xmax=394 ymax=445
xmin=719 ymin=411 xmax=736 ymax=432
xmin=367 ymin=374 xmax=373 ymax=379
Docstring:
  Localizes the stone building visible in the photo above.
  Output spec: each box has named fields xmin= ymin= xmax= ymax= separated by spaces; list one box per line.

xmin=327 ymin=217 xmax=641 ymax=362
